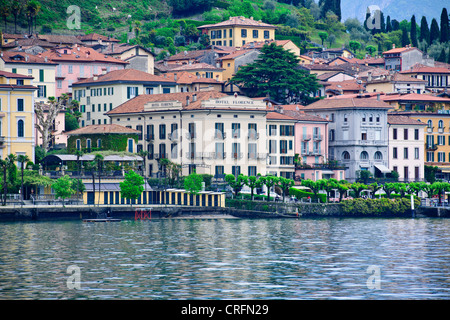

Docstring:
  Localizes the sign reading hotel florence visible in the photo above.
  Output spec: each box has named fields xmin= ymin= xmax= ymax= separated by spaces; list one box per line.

xmin=202 ymin=95 xmax=267 ymax=110
xmin=144 ymin=100 xmax=183 ymax=111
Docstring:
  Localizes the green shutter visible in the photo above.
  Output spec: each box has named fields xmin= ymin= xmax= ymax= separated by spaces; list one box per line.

xmin=39 ymin=69 xmax=44 ymax=82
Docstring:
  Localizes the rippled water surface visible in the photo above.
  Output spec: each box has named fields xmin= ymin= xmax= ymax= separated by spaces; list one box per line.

xmin=0 ymin=218 xmax=449 ymax=299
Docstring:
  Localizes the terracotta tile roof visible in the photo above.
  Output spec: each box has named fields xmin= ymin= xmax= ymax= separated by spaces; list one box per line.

xmin=399 ymin=63 xmax=450 ymax=74
xmin=387 ymin=115 xmax=427 ymax=126
xmin=72 ymin=69 xmax=176 ymax=86
xmin=376 ymin=93 xmax=450 ymax=102
xmin=326 ymin=79 xmax=364 ymax=92
xmin=241 ymin=40 xmax=295 ymax=50
xmin=303 ymin=97 xmax=393 ymax=110
xmin=198 ymin=16 xmax=277 ymax=29
xmin=40 ymin=45 xmax=128 ymax=64
xmin=383 ymin=46 xmax=419 ymax=55
xmin=0 ymin=70 xmax=33 ymax=79
xmin=37 ymin=34 xmax=82 ymax=45
xmin=216 ymin=49 xmax=256 ymax=60
xmin=356 ymin=57 xmax=385 ymax=65
xmin=1 ymin=33 xmax=26 ymax=40
xmin=316 ymin=71 xmax=346 ymax=80
xmin=266 ymin=111 xmax=297 ymax=121
xmin=77 ymin=33 xmax=119 ymax=42
xmin=0 ymin=51 xmax=57 ymax=65
xmin=1 ymin=38 xmax=57 ymax=48
xmin=267 ymin=105 xmax=330 ymax=122
xmin=66 ymin=124 xmax=140 ymax=135
xmin=164 ymin=71 xmax=224 ymax=84
xmin=106 ymin=90 xmax=229 ymax=115
xmin=166 ymin=50 xmax=211 ymax=61
xmin=170 ymin=62 xmax=224 ymax=72
xmin=366 ymin=73 xmax=427 ymax=83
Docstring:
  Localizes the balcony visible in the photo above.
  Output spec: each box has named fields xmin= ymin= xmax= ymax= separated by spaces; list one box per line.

xmin=212 ymin=152 xmax=226 ymax=159
xmin=232 ymin=152 xmax=243 ymax=160
xmin=301 ymin=135 xmax=311 ymax=141
xmin=186 ymin=152 xmax=203 ymax=160
xmin=426 ymin=143 xmax=438 ymax=151
xmin=313 ymin=134 xmax=323 ymax=141
xmin=154 ymin=153 xmax=167 ymax=160
xmin=248 ymin=153 xmax=257 ymax=160
xmin=257 ymin=153 xmax=268 ymax=160
xmin=145 ymin=133 xmax=154 ymax=141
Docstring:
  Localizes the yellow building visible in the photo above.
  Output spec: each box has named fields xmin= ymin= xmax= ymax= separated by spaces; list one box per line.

xmin=0 ymin=51 xmax=57 ymax=104
xmin=169 ymin=62 xmax=224 ymax=82
xmin=0 ymin=70 xmax=37 ymax=162
xmin=198 ymin=16 xmax=277 ymax=48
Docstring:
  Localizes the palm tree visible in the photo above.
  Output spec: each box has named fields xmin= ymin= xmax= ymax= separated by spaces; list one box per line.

xmin=17 ymin=154 xmax=30 ymax=203
xmin=94 ymin=154 xmax=104 ymax=206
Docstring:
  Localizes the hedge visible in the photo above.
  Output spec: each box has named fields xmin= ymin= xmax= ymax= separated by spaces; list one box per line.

xmin=289 ymin=187 xmax=327 ymax=203
xmin=340 ymin=198 xmax=420 ymax=216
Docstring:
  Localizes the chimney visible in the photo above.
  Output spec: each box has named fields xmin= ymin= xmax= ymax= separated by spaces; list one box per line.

xmin=111 ymin=43 xmax=114 ymax=52
xmin=102 ymin=67 xmax=107 ymax=75
xmin=44 ymin=56 xmax=48 ymax=63
xmin=174 ymin=73 xmax=177 ymax=81
xmin=377 ymin=93 xmax=380 ymax=101
xmin=392 ymin=44 xmax=395 ymax=49
xmin=192 ymin=93 xmax=197 ymax=102
xmin=186 ymin=96 xmax=190 ymax=106
xmin=368 ymin=71 xmax=372 ymax=82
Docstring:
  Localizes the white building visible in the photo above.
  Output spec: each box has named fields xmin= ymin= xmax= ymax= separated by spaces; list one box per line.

xmin=387 ymin=115 xmax=426 ymax=181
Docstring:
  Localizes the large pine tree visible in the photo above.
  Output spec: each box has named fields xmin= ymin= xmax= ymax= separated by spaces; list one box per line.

xmin=230 ymin=43 xmax=319 ymax=105
xmin=419 ymin=16 xmax=430 ymax=43
xmin=440 ymin=8 xmax=449 ymax=43
xmin=411 ymin=15 xmax=418 ymax=47
xmin=430 ymin=18 xmax=440 ymax=44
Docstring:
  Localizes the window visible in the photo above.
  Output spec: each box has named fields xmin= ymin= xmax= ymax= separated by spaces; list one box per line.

xmin=427 ymin=152 xmax=435 ymax=162
xmin=232 ymin=143 xmax=241 ymax=159
xmin=39 ymin=69 xmax=44 ymax=82
xmin=438 ymin=120 xmax=444 ymax=128
xmin=269 ymin=125 xmax=277 ymax=136
xmin=248 ymin=166 xmax=257 ymax=177
xmin=280 ymin=140 xmax=287 ymax=154
xmin=269 ymin=140 xmax=277 ymax=154
xmin=17 ymin=119 xmax=24 ymax=137
xmin=374 ymin=151 xmax=383 ymax=161
xmin=241 ymin=29 xmax=247 ymax=38
xmin=232 ymin=166 xmax=241 ymax=177
xmin=362 ymin=114 xmax=366 ymax=122
xmin=215 ymin=123 xmax=224 ymax=139
xmin=76 ymin=139 xmax=81 ymax=150
xmin=343 ymin=114 xmax=348 ymax=122
xmin=415 ymin=147 xmax=420 ymax=159
xmin=414 ymin=129 xmax=419 ymax=140
xmin=86 ymin=139 xmax=91 ymax=152
xmin=427 ymin=120 xmax=433 ymax=128
xmin=15 ymin=99 xmax=25 ymax=113
xmin=146 ymin=87 xmax=154 ymax=94
xmin=361 ymin=131 xmax=367 ymax=140
xmin=360 ymin=151 xmax=369 ymax=161
xmin=97 ymin=139 xmax=102 ymax=149
xmin=264 ymin=30 xmax=270 ymax=39
xmin=68 ymin=65 xmax=73 ymax=74
xmin=171 ymin=143 xmax=178 ymax=159
xmin=438 ymin=152 xmax=445 ymax=162
xmin=329 ymin=129 xmax=335 ymax=141
xmin=438 ymin=135 xmax=445 ymax=145
xmin=57 ymin=80 xmax=62 ymax=89
xmin=252 ymin=30 xmax=258 ymax=38
xmin=188 ymin=122 xmax=196 ymax=139
xmin=404 ymin=128 xmax=408 ymax=140
xmin=128 ymin=139 xmax=134 ymax=153
xmin=404 ymin=147 xmax=408 ymax=159
xmin=342 ymin=151 xmax=350 ymax=160
xmin=393 ymin=128 xmax=397 ymax=140
xmin=232 ymin=123 xmax=240 ymax=138
xmin=37 ymin=85 xmax=47 ymax=98
xmin=127 ymin=87 xmax=139 ymax=99
xmin=393 ymin=147 xmax=398 ymax=159
xmin=159 ymin=124 xmax=166 ymax=140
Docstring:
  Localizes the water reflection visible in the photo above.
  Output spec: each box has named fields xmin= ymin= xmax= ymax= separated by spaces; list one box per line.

xmin=0 ymin=218 xmax=449 ymax=299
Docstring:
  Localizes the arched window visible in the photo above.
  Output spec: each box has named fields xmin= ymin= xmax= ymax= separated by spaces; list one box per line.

xmin=438 ymin=120 xmax=444 ymax=128
xmin=427 ymin=120 xmax=433 ymax=128
xmin=17 ymin=120 xmax=24 ymax=137
xmin=360 ymin=151 xmax=369 ymax=160
xmin=362 ymin=114 xmax=367 ymax=122
xmin=369 ymin=114 xmax=373 ymax=122
xmin=342 ymin=151 xmax=350 ymax=160
xmin=329 ymin=129 xmax=335 ymax=141
xmin=374 ymin=151 xmax=383 ymax=160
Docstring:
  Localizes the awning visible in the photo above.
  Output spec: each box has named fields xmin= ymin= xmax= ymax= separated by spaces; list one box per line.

xmin=374 ymin=164 xmax=391 ymax=173
xmin=321 ymin=170 xmax=335 ymax=175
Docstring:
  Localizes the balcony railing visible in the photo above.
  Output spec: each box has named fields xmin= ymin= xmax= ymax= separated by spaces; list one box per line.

xmin=145 ymin=133 xmax=154 ymax=141
xmin=248 ymin=133 xmax=259 ymax=140
xmin=301 ymin=135 xmax=311 ymax=141
xmin=154 ymin=153 xmax=167 ymax=160
xmin=212 ymin=152 xmax=226 ymax=159
xmin=426 ymin=143 xmax=438 ymax=151
xmin=232 ymin=152 xmax=243 ymax=160
xmin=313 ymin=134 xmax=323 ymax=141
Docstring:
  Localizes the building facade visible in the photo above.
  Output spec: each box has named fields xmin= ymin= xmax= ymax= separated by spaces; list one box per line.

xmin=387 ymin=115 xmax=426 ymax=181
xmin=302 ymin=97 xmax=392 ymax=182
xmin=0 ymin=70 xmax=37 ymax=162
xmin=198 ymin=16 xmax=276 ymax=48
xmin=72 ymin=69 xmax=178 ymax=127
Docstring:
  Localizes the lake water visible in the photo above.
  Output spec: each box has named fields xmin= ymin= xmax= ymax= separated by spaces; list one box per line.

xmin=0 ymin=217 xmax=449 ymax=300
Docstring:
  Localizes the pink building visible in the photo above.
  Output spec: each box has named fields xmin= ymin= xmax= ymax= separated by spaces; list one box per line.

xmin=279 ymin=105 xmax=346 ymax=181
xmin=40 ymin=44 xmax=128 ymax=97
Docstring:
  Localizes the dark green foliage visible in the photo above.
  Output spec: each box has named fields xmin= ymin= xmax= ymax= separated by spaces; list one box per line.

xmin=410 ymin=15 xmax=418 ymax=47
xmin=341 ymin=198 xmax=419 ymax=216
xmin=67 ymin=134 xmax=138 ymax=154
xmin=420 ymin=16 xmax=430 ymax=43
xmin=438 ymin=48 xmax=447 ymax=62
xmin=230 ymin=43 xmax=319 ymax=105
xmin=430 ymin=18 xmax=440 ymax=44
xmin=289 ymin=187 xmax=327 ymax=202
xmin=401 ymin=27 xmax=410 ymax=46
xmin=440 ymin=8 xmax=449 ymax=43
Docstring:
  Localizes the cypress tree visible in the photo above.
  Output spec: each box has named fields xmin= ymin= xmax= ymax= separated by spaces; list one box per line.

xmin=401 ymin=27 xmax=410 ymax=47
xmin=419 ymin=16 xmax=430 ymax=43
xmin=430 ymin=18 xmax=440 ymax=44
xmin=411 ymin=15 xmax=418 ymax=47
xmin=380 ymin=11 xmax=386 ymax=33
xmin=386 ymin=15 xmax=392 ymax=32
xmin=438 ymin=48 xmax=446 ymax=62
xmin=334 ymin=0 xmax=341 ymax=22
xmin=440 ymin=8 xmax=449 ymax=43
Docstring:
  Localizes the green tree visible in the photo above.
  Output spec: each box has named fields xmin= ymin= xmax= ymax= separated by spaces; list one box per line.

xmin=260 ymin=175 xmax=279 ymax=202
xmin=71 ymin=178 xmax=85 ymax=202
xmin=410 ymin=15 xmax=418 ymax=47
xmin=420 ymin=16 xmax=430 ymax=44
xmin=369 ymin=182 xmax=383 ymax=199
xmin=94 ymin=154 xmax=104 ymax=206
xmin=386 ymin=15 xmax=392 ymax=32
xmin=246 ymin=174 xmax=262 ymax=200
xmin=225 ymin=174 xmax=247 ymax=198
xmin=350 ymin=182 xmax=367 ymax=198
xmin=184 ymin=171 xmax=203 ymax=195
xmin=53 ymin=175 xmax=76 ymax=207
xmin=318 ymin=31 xmax=328 ymax=46
xmin=382 ymin=182 xmax=397 ymax=199
xmin=348 ymin=40 xmax=361 ymax=52
xmin=10 ymin=0 xmax=22 ymax=34
xmin=401 ymin=27 xmax=410 ymax=47
xmin=337 ymin=180 xmax=350 ymax=201
xmin=120 ymin=170 xmax=144 ymax=205
xmin=438 ymin=48 xmax=447 ymax=62
xmin=301 ymin=179 xmax=326 ymax=201
xmin=440 ymin=8 xmax=449 ymax=43
xmin=277 ymin=176 xmax=294 ymax=202
xmin=430 ymin=18 xmax=440 ymax=44
xmin=365 ymin=45 xmax=377 ymax=55
xmin=230 ymin=42 xmax=319 ymax=104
